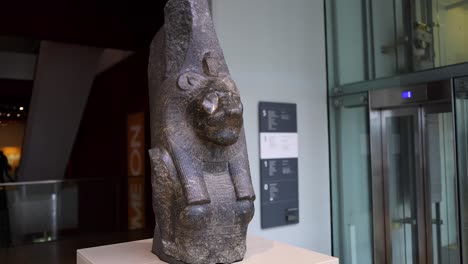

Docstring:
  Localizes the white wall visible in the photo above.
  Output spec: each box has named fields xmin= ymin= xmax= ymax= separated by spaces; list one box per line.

xmin=212 ymin=0 xmax=331 ymax=254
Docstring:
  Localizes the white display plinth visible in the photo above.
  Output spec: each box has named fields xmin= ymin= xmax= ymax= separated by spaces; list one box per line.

xmin=77 ymin=235 xmax=338 ymax=264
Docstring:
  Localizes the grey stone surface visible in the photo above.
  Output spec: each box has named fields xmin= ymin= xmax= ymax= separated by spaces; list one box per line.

xmin=147 ymin=0 xmax=256 ymax=263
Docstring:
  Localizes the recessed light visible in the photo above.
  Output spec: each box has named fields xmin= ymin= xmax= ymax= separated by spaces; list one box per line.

xmin=6 ymin=113 xmax=10 ymax=117
xmin=19 ymin=107 xmax=24 ymax=111
xmin=17 ymin=114 xmax=20 ymax=117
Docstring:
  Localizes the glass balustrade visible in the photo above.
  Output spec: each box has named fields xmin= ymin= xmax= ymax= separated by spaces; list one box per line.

xmin=0 ymin=178 xmax=121 ymax=248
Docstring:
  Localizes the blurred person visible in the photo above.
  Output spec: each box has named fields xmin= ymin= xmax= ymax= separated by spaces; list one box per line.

xmin=0 ymin=151 xmax=13 ymax=183
xmin=0 ymin=150 xmax=11 ymax=247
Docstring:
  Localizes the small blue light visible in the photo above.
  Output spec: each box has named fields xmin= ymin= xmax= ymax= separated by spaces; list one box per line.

xmin=402 ymin=91 xmax=412 ymax=99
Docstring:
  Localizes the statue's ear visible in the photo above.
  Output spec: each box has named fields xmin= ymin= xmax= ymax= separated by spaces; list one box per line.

xmin=177 ymin=72 xmax=206 ymax=91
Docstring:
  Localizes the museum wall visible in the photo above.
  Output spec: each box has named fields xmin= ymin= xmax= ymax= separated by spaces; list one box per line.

xmin=212 ymin=0 xmax=331 ymax=254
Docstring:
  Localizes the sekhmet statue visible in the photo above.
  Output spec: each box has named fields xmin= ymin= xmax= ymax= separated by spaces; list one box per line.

xmin=147 ymin=0 xmax=256 ymax=263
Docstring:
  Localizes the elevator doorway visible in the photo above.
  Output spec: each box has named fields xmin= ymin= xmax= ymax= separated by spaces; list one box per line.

xmin=369 ymin=80 xmax=460 ymax=264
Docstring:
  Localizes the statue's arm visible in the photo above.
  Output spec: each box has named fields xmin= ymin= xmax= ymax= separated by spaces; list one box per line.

xmin=229 ymin=138 xmax=256 ymax=201
xmin=148 ymin=147 xmax=176 ymax=243
xmin=171 ymin=144 xmax=211 ymax=205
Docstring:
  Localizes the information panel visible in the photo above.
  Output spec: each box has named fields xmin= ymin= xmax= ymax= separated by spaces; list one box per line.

xmin=259 ymin=102 xmax=299 ymax=228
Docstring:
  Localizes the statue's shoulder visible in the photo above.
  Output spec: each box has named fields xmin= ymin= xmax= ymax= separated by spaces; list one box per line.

xmin=148 ymin=147 xmax=176 ymax=177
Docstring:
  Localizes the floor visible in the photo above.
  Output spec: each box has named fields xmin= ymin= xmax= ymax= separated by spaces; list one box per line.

xmin=0 ymin=229 xmax=154 ymax=264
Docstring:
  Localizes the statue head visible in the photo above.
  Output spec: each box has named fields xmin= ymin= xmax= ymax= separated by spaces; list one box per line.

xmin=148 ymin=0 xmax=245 ymax=147
xmin=177 ymin=53 xmax=243 ymax=146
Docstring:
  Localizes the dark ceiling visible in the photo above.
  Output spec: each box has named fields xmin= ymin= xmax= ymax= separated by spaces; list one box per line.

xmin=0 ymin=1 xmax=168 ymax=51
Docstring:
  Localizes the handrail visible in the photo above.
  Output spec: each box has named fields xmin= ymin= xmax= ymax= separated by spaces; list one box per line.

xmin=0 ymin=177 xmax=104 ymax=187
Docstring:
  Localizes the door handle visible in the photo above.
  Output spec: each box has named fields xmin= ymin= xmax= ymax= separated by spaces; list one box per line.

xmin=392 ymin=218 xmax=416 ymax=229
xmin=381 ymin=36 xmax=410 ymax=55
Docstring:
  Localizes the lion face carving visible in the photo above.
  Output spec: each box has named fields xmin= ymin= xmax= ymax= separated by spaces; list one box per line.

xmin=178 ymin=71 xmax=244 ymax=146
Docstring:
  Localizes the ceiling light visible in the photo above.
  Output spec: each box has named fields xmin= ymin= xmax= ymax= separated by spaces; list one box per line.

xmin=6 ymin=113 xmax=10 ymax=117
xmin=19 ymin=107 xmax=24 ymax=111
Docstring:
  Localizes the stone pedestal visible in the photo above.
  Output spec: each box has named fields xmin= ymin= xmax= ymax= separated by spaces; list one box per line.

xmin=77 ymin=235 xmax=338 ymax=264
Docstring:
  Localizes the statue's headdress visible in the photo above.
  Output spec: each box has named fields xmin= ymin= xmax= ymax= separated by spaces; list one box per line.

xmin=150 ymin=0 xmax=230 ymax=89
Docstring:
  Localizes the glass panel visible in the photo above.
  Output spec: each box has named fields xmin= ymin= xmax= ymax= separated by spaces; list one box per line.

xmin=433 ymin=0 xmax=468 ymax=67
xmin=455 ymin=84 xmax=468 ymax=263
xmin=425 ymin=111 xmax=460 ymax=264
xmin=372 ymin=0 xmax=398 ymax=78
xmin=330 ymin=94 xmax=373 ymax=264
xmin=325 ymin=0 xmax=368 ymax=88
xmin=384 ymin=113 xmax=419 ymax=264
xmin=325 ymin=0 xmax=468 ymax=90
xmin=0 ymin=179 xmax=120 ymax=248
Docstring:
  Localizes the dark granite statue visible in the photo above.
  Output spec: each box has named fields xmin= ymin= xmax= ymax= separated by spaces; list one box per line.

xmin=147 ymin=0 xmax=256 ymax=263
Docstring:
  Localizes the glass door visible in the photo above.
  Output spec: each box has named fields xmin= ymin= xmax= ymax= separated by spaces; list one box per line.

xmin=423 ymin=105 xmax=460 ymax=264
xmin=371 ymin=103 xmax=460 ymax=264
xmin=381 ymin=108 xmax=426 ymax=264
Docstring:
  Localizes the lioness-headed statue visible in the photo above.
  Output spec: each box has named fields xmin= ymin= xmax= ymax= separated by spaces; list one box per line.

xmin=147 ymin=0 xmax=256 ymax=263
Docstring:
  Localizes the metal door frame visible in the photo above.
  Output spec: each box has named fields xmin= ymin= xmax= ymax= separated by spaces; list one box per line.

xmin=370 ymin=105 xmax=386 ymax=264
xmin=370 ymin=106 xmax=427 ymax=264
xmin=421 ymin=103 xmax=455 ymax=264
xmin=453 ymin=78 xmax=468 ymax=264
xmin=369 ymin=82 xmax=458 ymax=264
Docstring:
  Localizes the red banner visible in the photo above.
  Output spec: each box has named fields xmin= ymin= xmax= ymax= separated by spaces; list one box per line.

xmin=127 ymin=112 xmax=145 ymax=230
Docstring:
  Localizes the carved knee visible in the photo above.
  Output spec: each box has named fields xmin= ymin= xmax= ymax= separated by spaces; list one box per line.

xmin=235 ymin=200 xmax=255 ymax=225
xmin=179 ymin=204 xmax=213 ymax=229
